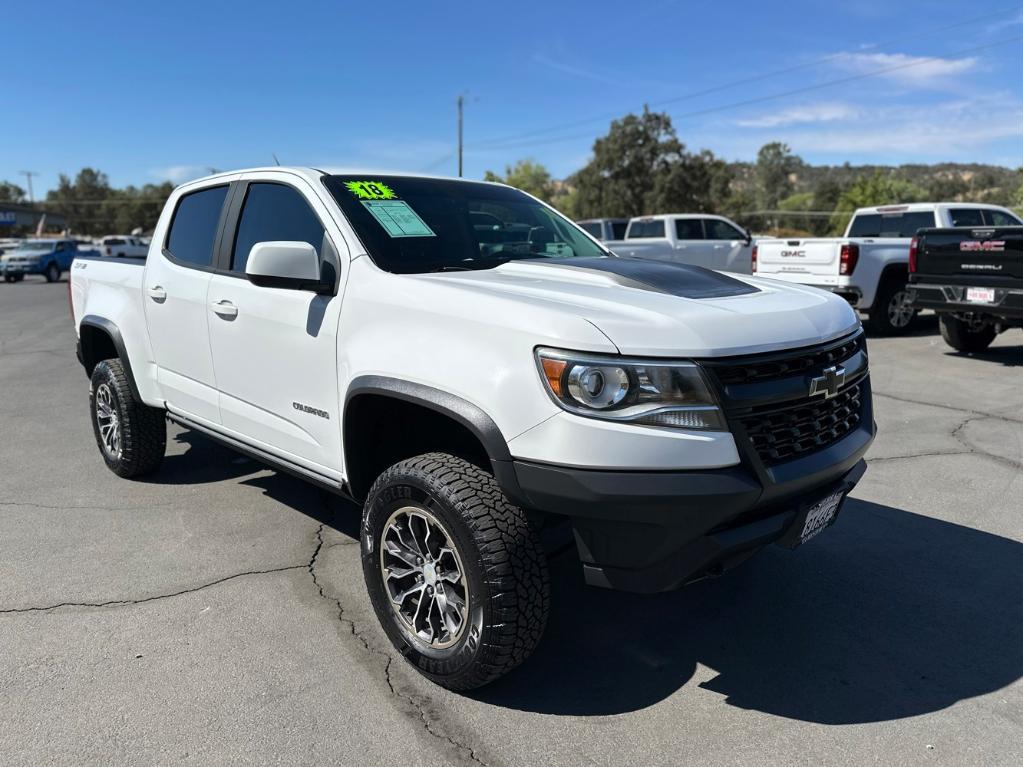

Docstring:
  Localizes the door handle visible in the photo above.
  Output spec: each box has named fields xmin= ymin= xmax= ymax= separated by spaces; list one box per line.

xmin=147 ymin=285 xmax=167 ymax=302
xmin=210 ymin=300 xmax=238 ymax=318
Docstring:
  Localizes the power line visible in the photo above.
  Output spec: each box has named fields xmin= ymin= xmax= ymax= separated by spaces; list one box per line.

xmin=469 ymin=5 xmax=1023 ymax=151
xmin=471 ymin=32 xmax=1023 ymax=152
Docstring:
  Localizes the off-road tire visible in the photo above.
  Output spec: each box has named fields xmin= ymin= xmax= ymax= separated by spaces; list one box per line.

xmin=865 ymin=276 xmax=917 ymax=335
xmin=45 ymin=262 xmax=61 ymax=283
xmin=939 ymin=314 xmax=997 ymax=353
xmin=362 ymin=452 xmax=550 ymax=691
xmin=89 ymin=358 xmax=166 ymax=478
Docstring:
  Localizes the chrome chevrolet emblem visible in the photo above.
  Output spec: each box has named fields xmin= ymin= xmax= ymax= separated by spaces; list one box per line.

xmin=810 ymin=365 xmax=846 ymax=399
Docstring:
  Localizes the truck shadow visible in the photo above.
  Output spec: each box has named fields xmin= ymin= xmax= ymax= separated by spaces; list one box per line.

xmin=145 ymin=431 xmax=1023 ymax=724
xmin=944 ymin=344 xmax=1023 ymax=368
xmin=474 ymin=498 xmax=1023 ymax=722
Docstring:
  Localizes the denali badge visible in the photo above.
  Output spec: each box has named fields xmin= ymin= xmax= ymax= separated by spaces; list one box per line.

xmin=961 ymin=263 xmax=1003 ymax=271
xmin=809 ymin=365 xmax=846 ymax=399
xmin=293 ymin=401 xmax=330 ymax=419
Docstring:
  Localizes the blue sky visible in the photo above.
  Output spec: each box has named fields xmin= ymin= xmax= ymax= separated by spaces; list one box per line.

xmin=5 ymin=0 xmax=1023 ymax=196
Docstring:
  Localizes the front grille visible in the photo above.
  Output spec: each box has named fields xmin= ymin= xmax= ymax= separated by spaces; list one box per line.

xmin=712 ymin=333 xmax=865 ymax=386
xmin=739 ymin=383 xmax=863 ymax=465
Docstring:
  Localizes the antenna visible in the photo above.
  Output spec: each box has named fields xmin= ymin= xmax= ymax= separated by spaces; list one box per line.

xmin=272 ymin=153 xmax=281 ymax=166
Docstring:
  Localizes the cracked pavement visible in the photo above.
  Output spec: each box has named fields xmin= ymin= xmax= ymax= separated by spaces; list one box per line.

xmin=2 ymin=282 xmax=1022 ymax=766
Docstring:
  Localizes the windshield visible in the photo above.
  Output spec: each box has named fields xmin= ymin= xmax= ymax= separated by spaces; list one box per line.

xmin=323 ymin=175 xmax=608 ymax=274
xmin=13 ymin=241 xmax=53 ymax=252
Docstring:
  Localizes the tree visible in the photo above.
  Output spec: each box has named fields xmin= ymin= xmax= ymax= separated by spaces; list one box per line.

xmin=754 ymin=142 xmax=802 ymax=217
xmin=43 ymin=169 xmax=173 ymax=235
xmin=0 ymin=181 xmax=26 ymax=203
xmin=568 ymin=107 xmax=729 ymax=219
xmin=484 ymin=159 xmax=555 ymax=203
xmin=830 ymin=171 xmax=926 ymax=234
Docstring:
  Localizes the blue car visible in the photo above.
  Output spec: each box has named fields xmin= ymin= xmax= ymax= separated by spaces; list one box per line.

xmin=0 ymin=239 xmax=96 ymax=283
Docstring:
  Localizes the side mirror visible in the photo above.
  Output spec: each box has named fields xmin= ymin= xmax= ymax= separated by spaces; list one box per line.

xmin=245 ymin=241 xmax=328 ymax=293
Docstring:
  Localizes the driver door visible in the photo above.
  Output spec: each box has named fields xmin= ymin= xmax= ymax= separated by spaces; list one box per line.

xmin=206 ymin=175 xmax=348 ymax=479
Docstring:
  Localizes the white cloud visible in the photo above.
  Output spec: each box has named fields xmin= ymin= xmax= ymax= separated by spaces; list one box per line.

xmin=762 ymin=100 xmax=1023 ymax=157
xmin=736 ymin=102 xmax=858 ymax=128
xmin=150 ymin=165 xmax=209 ymax=184
xmin=835 ymin=52 xmax=978 ymax=87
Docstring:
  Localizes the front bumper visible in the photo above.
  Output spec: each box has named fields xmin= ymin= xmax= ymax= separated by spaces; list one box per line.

xmin=509 ymin=331 xmax=875 ymax=593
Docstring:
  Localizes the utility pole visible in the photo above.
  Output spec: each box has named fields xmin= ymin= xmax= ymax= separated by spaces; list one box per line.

xmin=457 ymin=94 xmax=464 ymax=178
xmin=19 ymin=170 xmax=38 ymax=204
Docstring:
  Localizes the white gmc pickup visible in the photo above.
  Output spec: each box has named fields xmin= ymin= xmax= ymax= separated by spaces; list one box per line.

xmin=754 ymin=203 xmax=1023 ymax=334
xmin=69 ymin=167 xmax=874 ymax=690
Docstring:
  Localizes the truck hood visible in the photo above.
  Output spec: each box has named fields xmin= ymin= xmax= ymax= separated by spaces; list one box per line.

xmin=411 ymin=257 xmax=860 ymax=357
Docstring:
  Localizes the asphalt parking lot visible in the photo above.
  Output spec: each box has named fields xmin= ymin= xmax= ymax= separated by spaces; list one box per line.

xmin=2 ymin=279 xmax=1021 ymax=766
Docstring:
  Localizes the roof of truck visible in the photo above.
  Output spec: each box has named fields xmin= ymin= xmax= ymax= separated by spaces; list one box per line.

xmin=179 ymin=166 xmax=495 ymax=189
xmin=854 ymin=202 xmax=1014 ymax=215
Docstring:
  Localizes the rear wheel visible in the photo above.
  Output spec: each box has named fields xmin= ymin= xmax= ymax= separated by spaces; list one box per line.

xmin=939 ymin=314 xmax=997 ymax=353
xmin=865 ymin=277 xmax=917 ymax=335
xmin=89 ymin=359 xmax=166 ymax=477
xmin=362 ymin=452 xmax=550 ymax=690
xmin=44 ymin=262 xmax=61 ymax=283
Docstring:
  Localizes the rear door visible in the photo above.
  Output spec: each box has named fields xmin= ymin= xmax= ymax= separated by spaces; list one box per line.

xmin=672 ymin=218 xmax=714 ymax=266
xmin=206 ymin=174 xmax=347 ymax=477
xmin=144 ymin=183 xmax=231 ymax=424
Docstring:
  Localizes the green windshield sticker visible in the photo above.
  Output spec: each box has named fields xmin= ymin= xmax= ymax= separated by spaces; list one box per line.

xmin=362 ymin=200 xmax=436 ymax=238
xmin=345 ymin=180 xmax=397 ymax=200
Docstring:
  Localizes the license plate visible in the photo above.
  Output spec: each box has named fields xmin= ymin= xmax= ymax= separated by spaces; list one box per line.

xmin=966 ymin=287 xmax=995 ymax=303
xmin=799 ymin=490 xmax=845 ymax=544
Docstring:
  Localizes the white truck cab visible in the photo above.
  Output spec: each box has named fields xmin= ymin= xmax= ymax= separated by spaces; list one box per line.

xmin=754 ymin=203 xmax=1023 ymax=334
xmin=69 ymin=167 xmax=874 ymax=691
xmin=607 ymin=213 xmax=755 ymax=273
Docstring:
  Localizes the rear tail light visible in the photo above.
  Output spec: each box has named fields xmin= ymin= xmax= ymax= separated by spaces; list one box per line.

xmin=839 ymin=243 xmax=859 ymax=275
xmin=751 ymin=244 xmax=758 ymax=272
xmin=908 ymin=237 xmax=918 ymax=274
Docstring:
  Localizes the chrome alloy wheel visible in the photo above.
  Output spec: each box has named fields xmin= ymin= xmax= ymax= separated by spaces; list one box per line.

xmin=380 ymin=506 xmax=469 ymax=649
xmin=887 ymin=289 xmax=915 ymax=329
xmin=95 ymin=383 xmax=122 ymax=459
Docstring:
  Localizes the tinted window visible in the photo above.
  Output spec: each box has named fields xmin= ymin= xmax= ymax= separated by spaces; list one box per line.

xmin=166 ymin=186 xmax=229 ymax=267
xmin=579 ymin=222 xmax=602 ymax=238
xmin=232 ymin=183 xmax=325 ymax=272
xmin=985 ymin=209 xmax=1022 ymax=226
xmin=847 ymin=214 xmax=882 ymax=237
xmin=105 ymin=238 xmax=125 ymax=245
xmin=675 ymin=219 xmax=704 ymax=239
xmin=628 ymin=220 xmax=665 ymax=238
xmin=611 ymin=221 xmax=628 ymax=239
xmin=704 ymin=218 xmax=744 ymax=240
xmin=848 ymin=211 xmax=935 ymax=238
xmin=949 ymin=208 xmax=985 ymax=227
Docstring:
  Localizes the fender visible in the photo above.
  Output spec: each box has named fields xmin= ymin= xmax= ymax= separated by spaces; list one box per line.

xmin=343 ymin=376 xmax=528 ymax=506
xmin=78 ymin=315 xmax=143 ymax=403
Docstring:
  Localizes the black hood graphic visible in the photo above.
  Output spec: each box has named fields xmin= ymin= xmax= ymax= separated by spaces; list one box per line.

xmin=526 ymin=257 xmax=759 ymax=299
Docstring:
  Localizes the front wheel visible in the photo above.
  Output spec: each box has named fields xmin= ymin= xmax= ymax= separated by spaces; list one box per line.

xmin=939 ymin=314 xmax=997 ymax=352
xmin=865 ymin=279 xmax=917 ymax=335
xmin=362 ymin=452 xmax=550 ymax=691
xmin=89 ymin=358 xmax=167 ymax=477
xmin=5 ymin=273 xmax=24 ymax=283
xmin=44 ymin=262 xmax=61 ymax=283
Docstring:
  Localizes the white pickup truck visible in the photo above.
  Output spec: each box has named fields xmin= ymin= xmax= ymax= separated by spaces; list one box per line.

xmin=69 ymin=167 xmax=874 ymax=690
xmin=754 ymin=203 xmax=1023 ymax=334
xmin=607 ymin=213 xmax=755 ymax=273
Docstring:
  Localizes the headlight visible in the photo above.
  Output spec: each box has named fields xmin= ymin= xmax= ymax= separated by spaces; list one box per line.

xmin=535 ymin=347 xmax=727 ymax=430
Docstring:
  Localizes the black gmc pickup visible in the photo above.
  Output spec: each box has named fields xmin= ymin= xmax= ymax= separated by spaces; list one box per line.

xmin=909 ymin=226 xmax=1023 ymax=352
